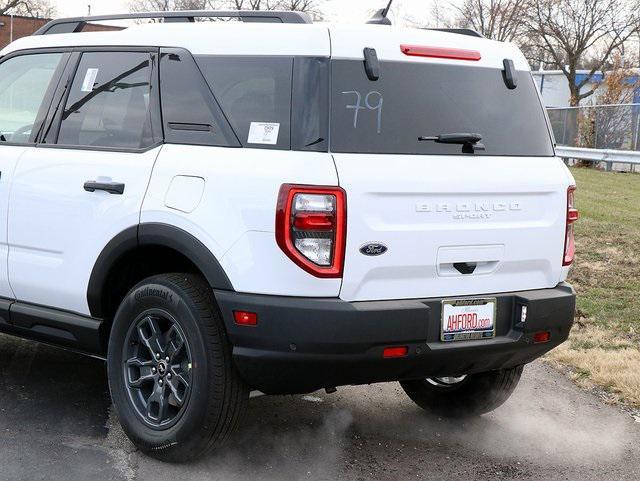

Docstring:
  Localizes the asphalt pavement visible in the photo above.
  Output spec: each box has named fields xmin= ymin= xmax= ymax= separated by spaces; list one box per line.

xmin=1 ymin=333 xmax=638 ymax=481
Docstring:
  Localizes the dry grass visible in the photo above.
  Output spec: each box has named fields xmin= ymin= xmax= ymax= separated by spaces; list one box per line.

xmin=549 ymin=343 xmax=640 ymax=405
xmin=545 ymin=167 xmax=640 ymax=407
xmin=547 ymin=325 xmax=640 ymax=405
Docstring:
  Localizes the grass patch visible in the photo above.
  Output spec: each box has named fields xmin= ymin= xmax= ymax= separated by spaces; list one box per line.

xmin=545 ymin=167 xmax=640 ymax=406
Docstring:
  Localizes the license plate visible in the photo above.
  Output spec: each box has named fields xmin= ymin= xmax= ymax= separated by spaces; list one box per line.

xmin=441 ymin=298 xmax=496 ymax=342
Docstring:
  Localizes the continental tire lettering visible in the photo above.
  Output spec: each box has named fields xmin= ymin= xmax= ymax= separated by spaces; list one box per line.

xmin=135 ymin=286 xmax=174 ymax=303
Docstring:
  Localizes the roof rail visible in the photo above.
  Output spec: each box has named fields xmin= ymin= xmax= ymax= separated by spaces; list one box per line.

xmin=425 ymin=28 xmax=484 ymax=38
xmin=33 ymin=10 xmax=312 ymax=35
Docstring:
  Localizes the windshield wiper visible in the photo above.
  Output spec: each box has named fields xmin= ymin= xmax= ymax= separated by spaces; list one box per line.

xmin=418 ymin=132 xmax=485 ymax=153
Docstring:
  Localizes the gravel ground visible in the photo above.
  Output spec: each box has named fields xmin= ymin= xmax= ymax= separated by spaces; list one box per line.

xmin=1 ymin=333 xmax=639 ymax=481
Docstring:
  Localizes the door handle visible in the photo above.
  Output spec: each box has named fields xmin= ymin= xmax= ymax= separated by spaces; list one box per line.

xmin=84 ymin=180 xmax=125 ymax=195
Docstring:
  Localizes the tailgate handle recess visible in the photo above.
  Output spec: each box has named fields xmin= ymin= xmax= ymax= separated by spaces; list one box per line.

xmin=453 ymin=262 xmax=477 ymax=275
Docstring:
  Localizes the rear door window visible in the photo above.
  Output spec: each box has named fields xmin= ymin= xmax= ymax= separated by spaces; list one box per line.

xmin=57 ymin=51 xmax=155 ymax=149
xmin=160 ymin=49 xmax=240 ymax=147
xmin=196 ymin=56 xmax=292 ymax=150
xmin=330 ymin=60 xmax=554 ymax=156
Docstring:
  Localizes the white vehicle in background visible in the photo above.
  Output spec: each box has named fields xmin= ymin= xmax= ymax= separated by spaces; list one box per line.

xmin=0 ymin=9 xmax=577 ymax=462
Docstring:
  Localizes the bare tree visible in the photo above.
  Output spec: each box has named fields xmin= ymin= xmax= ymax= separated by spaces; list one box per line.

xmin=277 ymin=0 xmax=321 ymax=12
xmin=130 ymin=0 xmax=322 ymax=14
xmin=1 ymin=0 xmax=55 ymax=17
xmin=527 ymin=0 xmax=637 ymax=106
xmin=406 ymin=0 xmax=453 ymax=28
xmin=430 ymin=0 xmax=451 ymax=28
xmin=638 ymin=22 xmax=640 ymax=65
xmin=228 ymin=0 xmax=272 ymax=8
xmin=593 ymin=56 xmax=638 ymax=148
xmin=226 ymin=0 xmax=322 ymax=12
xmin=453 ymin=0 xmax=530 ymax=41
xmin=129 ymin=0 xmax=206 ymax=12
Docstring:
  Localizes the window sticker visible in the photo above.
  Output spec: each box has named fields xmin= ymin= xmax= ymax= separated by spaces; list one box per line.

xmin=247 ymin=122 xmax=280 ymax=145
xmin=80 ymin=68 xmax=99 ymax=92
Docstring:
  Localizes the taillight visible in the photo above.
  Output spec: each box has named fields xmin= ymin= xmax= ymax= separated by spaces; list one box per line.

xmin=563 ymin=186 xmax=579 ymax=266
xmin=276 ymin=184 xmax=346 ymax=278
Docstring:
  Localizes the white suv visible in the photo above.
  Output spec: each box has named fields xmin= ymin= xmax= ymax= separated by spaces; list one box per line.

xmin=0 ymin=11 xmax=577 ymax=461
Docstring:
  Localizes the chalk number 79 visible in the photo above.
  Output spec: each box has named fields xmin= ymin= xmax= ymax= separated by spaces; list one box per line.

xmin=342 ymin=90 xmax=383 ymax=134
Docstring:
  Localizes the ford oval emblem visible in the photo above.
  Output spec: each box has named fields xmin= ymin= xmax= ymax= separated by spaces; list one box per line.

xmin=360 ymin=243 xmax=388 ymax=256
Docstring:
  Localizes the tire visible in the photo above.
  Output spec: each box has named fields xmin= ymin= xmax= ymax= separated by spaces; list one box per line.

xmin=107 ymin=273 xmax=248 ymax=462
xmin=400 ymin=365 xmax=524 ymax=417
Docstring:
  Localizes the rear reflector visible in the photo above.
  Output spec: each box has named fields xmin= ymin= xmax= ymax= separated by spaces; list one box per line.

xmin=383 ymin=346 xmax=409 ymax=358
xmin=234 ymin=311 xmax=258 ymax=326
xmin=293 ymin=212 xmax=335 ymax=231
xmin=533 ymin=331 xmax=551 ymax=344
xmin=400 ymin=44 xmax=481 ymax=61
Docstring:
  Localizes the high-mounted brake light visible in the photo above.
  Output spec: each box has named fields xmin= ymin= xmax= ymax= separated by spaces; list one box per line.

xmin=276 ymin=184 xmax=346 ymax=278
xmin=563 ymin=186 xmax=579 ymax=266
xmin=400 ymin=44 xmax=481 ymax=61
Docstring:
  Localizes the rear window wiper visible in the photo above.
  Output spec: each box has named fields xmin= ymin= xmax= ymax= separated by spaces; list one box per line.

xmin=418 ymin=132 xmax=485 ymax=154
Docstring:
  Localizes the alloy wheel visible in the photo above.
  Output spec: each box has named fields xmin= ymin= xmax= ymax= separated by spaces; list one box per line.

xmin=123 ymin=311 xmax=193 ymax=429
xmin=425 ymin=376 xmax=467 ymax=387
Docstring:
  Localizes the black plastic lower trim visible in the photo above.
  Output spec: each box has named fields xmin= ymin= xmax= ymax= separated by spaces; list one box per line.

xmin=215 ymin=283 xmax=576 ymax=394
xmin=0 ymin=299 xmax=103 ymax=355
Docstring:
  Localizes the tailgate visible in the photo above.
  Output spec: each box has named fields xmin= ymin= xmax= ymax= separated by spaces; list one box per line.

xmin=335 ymin=154 xmax=570 ymax=301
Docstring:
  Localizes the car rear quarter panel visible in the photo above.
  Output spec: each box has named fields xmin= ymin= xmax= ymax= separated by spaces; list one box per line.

xmin=140 ymin=144 xmax=341 ymax=297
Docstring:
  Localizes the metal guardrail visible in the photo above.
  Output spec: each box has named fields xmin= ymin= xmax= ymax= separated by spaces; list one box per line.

xmin=555 ymin=145 xmax=640 ymax=172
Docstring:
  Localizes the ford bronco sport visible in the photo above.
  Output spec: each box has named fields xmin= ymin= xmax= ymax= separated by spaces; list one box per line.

xmin=0 ymin=10 xmax=577 ymax=461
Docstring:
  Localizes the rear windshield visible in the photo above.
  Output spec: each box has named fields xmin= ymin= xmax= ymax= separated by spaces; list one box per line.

xmin=330 ymin=60 xmax=554 ymax=156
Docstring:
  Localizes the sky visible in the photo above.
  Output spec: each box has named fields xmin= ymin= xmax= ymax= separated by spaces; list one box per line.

xmin=51 ymin=0 xmax=442 ymax=26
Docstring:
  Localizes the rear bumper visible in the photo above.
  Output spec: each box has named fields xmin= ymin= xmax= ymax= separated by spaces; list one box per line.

xmin=214 ymin=283 xmax=576 ymax=394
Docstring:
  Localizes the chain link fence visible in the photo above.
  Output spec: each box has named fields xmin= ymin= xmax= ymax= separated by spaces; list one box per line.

xmin=547 ymin=104 xmax=640 ymax=151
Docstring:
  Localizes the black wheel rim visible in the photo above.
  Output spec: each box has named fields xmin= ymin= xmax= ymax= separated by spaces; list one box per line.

xmin=123 ymin=310 xmax=193 ymax=429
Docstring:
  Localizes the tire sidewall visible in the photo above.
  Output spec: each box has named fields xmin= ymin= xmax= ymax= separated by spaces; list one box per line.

xmin=401 ymin=366 xmax=524 ymax=417
xmin=107 ymin=277 xmax=218 ymax=452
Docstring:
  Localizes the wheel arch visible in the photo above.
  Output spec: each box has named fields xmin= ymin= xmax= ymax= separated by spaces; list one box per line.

xmin=87 ymin=223 xmax=234 ymax=320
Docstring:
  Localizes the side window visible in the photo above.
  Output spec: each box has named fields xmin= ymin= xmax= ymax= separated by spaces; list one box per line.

xmin=57 ymin=52 xmax=155 ymax=149
xmin=159 ymin=48 xmax=240 ymax=147
xmin=292 ymin=57 xmax=329 ymax=152
xmin=196 ymin=56 xmax=292 ymax=150
xmin=0 ymin=53 xmax=63 ymax=144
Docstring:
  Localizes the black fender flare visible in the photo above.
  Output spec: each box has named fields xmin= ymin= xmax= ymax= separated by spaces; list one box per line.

xmin=87 ymin=223 xmax=233 ymax=318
